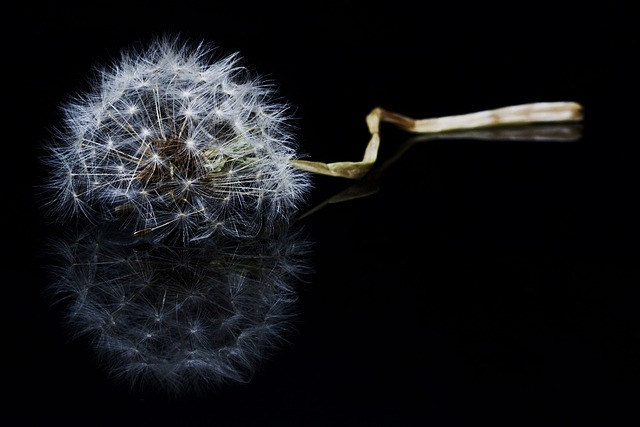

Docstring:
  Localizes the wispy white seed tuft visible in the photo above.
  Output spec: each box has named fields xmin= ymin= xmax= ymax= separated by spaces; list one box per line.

xmin=41 ymin=35 xmax=312 ymax=242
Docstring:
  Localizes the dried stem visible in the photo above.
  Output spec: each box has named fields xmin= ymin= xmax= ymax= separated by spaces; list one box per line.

xmin=292 ymin=101 xmax=583 ymax=179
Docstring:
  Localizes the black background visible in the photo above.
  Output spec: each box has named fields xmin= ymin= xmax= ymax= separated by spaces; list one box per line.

xmin=5 ymin=1 xmax=639 ymax=425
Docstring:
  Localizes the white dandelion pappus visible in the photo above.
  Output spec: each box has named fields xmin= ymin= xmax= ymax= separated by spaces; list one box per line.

xmin=43 ymin=36 xmax=311 ymax=242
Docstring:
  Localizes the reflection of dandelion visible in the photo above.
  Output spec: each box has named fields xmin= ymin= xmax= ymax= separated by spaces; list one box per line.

xmin=42 ymin=35 xmax=311 ymax=243
xmin=47 ymin=222 xmax=310 ymax=393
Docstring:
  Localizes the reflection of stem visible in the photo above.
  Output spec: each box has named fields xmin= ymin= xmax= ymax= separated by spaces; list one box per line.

xmin=296 ymin=180 xmax=380 ymax=221
xmin=372 ymin=123 xmax=583 ymax=178
xmin=296 ymin=122 xmax=583 ymax=220
xmin=292 ymin=102 xmax=583 ymax=179
xmin=407 ymin=122 xmax=583 ymax=143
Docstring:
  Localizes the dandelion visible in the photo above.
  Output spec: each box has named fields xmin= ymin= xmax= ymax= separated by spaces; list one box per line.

xmin=41 ymin=35 xmax=583 ymax=242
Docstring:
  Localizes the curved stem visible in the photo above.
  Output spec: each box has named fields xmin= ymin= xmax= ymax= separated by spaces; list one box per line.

xmin=291 ymin=101 xmax=583 ymax=179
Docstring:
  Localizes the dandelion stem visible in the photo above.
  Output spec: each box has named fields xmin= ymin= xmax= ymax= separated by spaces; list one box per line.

xmin=291 ymin=101 xmax=583 ymax=179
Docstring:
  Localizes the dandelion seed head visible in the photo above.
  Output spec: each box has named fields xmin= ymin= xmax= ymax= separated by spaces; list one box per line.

xmin=42 ymin=35 xmax=312 ymax=242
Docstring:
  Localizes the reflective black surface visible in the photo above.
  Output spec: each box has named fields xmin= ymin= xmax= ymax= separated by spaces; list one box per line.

xmin=7 ymin=1 xmax=639 ymax=425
